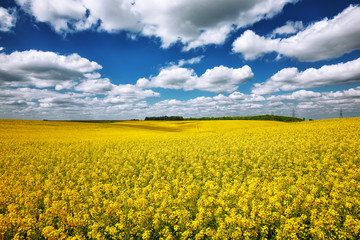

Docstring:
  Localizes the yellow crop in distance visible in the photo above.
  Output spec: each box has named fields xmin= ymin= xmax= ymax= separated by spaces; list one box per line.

xmin=0 ymin=118 xmax=359 ymax=239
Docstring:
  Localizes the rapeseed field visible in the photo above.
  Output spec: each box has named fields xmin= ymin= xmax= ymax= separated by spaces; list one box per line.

xmin=0 ymin=118 xmax=359 ymax=239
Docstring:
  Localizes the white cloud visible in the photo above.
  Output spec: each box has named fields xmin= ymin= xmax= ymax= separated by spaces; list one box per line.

xmin=38 ymin=97 xmax=85 ymax=108
xmin=72 ymin=74 xmax=161 ymax=98
xmin=55 ymin=81 xmax=77 ymax=91
xmin=146 ymin=91 xmax=269 ymax=118
xmin=267 ymin=101 xmax=284 ymax=107
xmin=178 ymin=56 xmax=203 ymax=67
xmin=197 ymin=65 xmax=253 ymax=93
xmin=15 ymin=0 xmax=297 ymax=49
xmin=233 ymin=5 xmax=360 ymax=61
xmin=137 ymin=66 xmax=196 ymax=90
xmin=142 ymin=87 xmax=360 ymax=120
xmin=0 ymin=47 xmax=4 ymax=51
xmin=75 ymin=78 xmax=113 ymax=93
xmin=271 ymin=21 xmax=303 ymax=36
xmin=139 ymin=92 xmax=266 ymax=118
xmin=253 ymin=57 xmax=360 ymax=95
xmin=0 ymin=7 xmax=17 ymax=32
xmin=78 ymin=0 xmax=141 ymax=32
xmin=0 ymin=87 xmax=87 ymax=102
xmin=137 ymin=65 xmax=253 ymax=93
xmin=296 ymin=102 xmax=319 ymax=109
xmin=109 ymin=84 xmax=160 ymax=98
xmin=0 ymin=49 xmax=161 ymax=120
xmin=2 ymin=84 xmax=360 ymax=120
xmin=16 ymin=0 xmax=87 ymax=33
xmin=134 ymin=0 xmax=297 ymax=49
xmin=232 ymin=30 xmax=280 ymax=60
xmin=0 ymin=50 xmax=102 ymax=89
xmin=323 ymin=87 xmax=360 ymax=100
xmin=267 ymin=90 xmax=322 ymax=101
xmin=0 ymin=85 xmax=160 ymax=120
xmin=229 ymin=92 xmax=266 ymax=103
xmin=265 ymin=87 xmax=360 ymax=119
xmin=286 ymin=90 xmax=321 ymax=99
xmin=183 ymin=25 xmax=233 ymax=51
xmin=15 ymin=0 xmax=140 ymax=33
xmin=228 ymin=91 xmax=246 ymax=100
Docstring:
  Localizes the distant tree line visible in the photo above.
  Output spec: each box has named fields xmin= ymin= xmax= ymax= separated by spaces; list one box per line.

xmin=186 ymin=115 xmax=304 ymax=122
xmin=144 ymin=116 xmax=184 ymax=121
xmin=145 ymin=115 xmax=305 ymax=122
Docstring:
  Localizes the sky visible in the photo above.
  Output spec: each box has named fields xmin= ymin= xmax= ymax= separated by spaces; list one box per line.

xmin=1 ymin=0 xmax=360 ymax=120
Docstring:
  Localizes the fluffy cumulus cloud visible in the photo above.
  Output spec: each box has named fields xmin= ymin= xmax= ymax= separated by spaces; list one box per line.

xmin=198 ymin=65 xmax=254 ymax=93
xmin=136 ymin=67 xmax=196 ymax=90
xmin=177 ymin=56 xmax=204 ymax=67
xmin=14 ymin=0 xmax=297 ymax=49
xmin=127 ymin=0 xmax=297 ymax=49
xmin=271 ymin=21 xmax=303 ymax=36
xmin=79 ymin=0 xmax=141 ymax=32
xmin=74 ymin=78 xmax=113 ymax=93
xmin=137 ymin=65 xmax=253 ymax=93
xmin=253 ymin=57 xmax=360 ymax=95
xmin=144 ymin=87 xmax=360 ymax=120
xmin=265 ymin=88 xmax=360 ymax=111
xmin=267 ymin=90 xmax=322 ymax=101
xmin=0 ymin=49 xmax=256 ymax=119
xmin=0 ymin=50 xmax=102 ymax=88
xmin=9 ymin=0 xmax=126 ymax=33
xmin=0 ymin=49 xmax=160 ymax=96
xmin=15 ymin=0 xmax=87 ymax=32
xmin=139 ymin=91 xmax=267 ymax=118
xmin=109 ymin=84 xmax=160 ymax=99
xmin=2 ymin=83 xmax=360 ymax=120
xmin=232 ymin=30 xmax=280 ymax=61
xmin=233 ymin=5 xmax=360 ymax=61
xmin=229 ymin=92 xmax=265 ymax=102
xmin=0 ymin=7 xmax=17 ymax=32
xmin=267 ymin=87 xmax=360 ymax=119
xmin=0 ymin=49 xmax=161 ymax=119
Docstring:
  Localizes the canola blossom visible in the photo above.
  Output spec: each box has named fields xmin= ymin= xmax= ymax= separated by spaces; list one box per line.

xmin=0 ymin=118 xmax=359 ymax=239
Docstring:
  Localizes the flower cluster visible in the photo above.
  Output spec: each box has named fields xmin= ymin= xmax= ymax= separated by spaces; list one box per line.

xmin=0 ymin=118 xmax=359 ymax=239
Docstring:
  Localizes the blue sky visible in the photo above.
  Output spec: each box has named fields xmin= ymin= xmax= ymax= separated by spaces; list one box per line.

xmin=1 ymin=0 xmax=360 ymax=120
